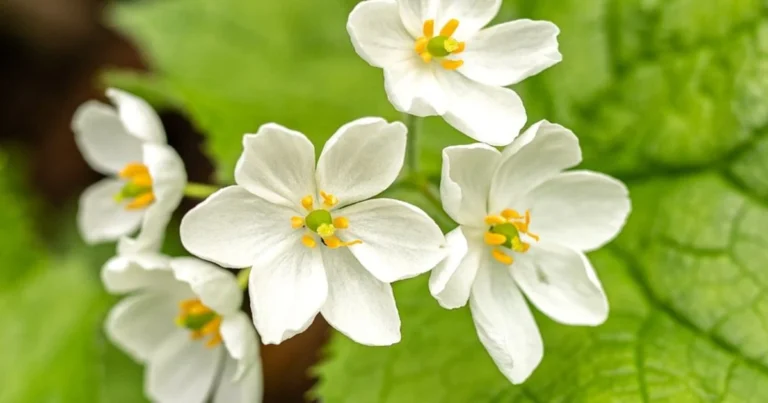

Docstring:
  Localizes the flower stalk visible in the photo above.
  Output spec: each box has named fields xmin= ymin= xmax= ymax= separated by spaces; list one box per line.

xmin=184 ymin=183 xmax=220 ymax=199
xmin=404 ymin=114 xmax=422 ymax=174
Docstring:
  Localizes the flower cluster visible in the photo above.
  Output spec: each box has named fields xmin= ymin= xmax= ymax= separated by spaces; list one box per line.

xmin=72 ymin=0 xmax=630 ymax=400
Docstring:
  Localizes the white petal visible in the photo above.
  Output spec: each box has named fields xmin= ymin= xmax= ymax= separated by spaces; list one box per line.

xmin=488 ymin=121 xmax=582 ymax=212
xmin=220 ymin=312 xmax=261 ymax=380
xmin=316 ymin=118 xmax=406 ymax=208
xmin=101 ymin=253 xmax=175 ymax=294
xmin=212 ymin=356 xmax=263 ymax=403
xmin=428 ymin=226 xmax=483 ymax=309
xmin=146 ymin=332 xmax=223 ymax=403
xmin=71 ymin=100 xmax=143 ymax=175
xmin=514 ymin=243 xmax=608 ymax=326
xmin=384 ymin=57 xmax=448 ymax=116
xmin=105 ymin=293 xmax=180 ymax=363
xmin=435 ymin=69 xmax=526 ymax=146
xmin=180 ymin=186 xmax=297 ymax=269
xmin=525 ymin=171 xmax=631 ymax=251
xmin=469 ymin=257 xmax=543 ymax=384
xmin=248 ymin=233 xmax=327 ymax=344
xmin=235 ymin=124 xmax=316 ymax=209
xmin=440 ymin=144 xmax=500 ymax=226
xmin=320 ymin=247 xmax=400 ymax=346
xmin=337 ymin=198 xmax=446 ymax=283
xmin=77 ymin=179 xmax=143 ymax=244
xmin=106 ymin=88 xmax=166 ymax=144
xmin=348 ymin=0 xmax=416 ymax=68
xmin=435 ymin=0 xmax=501 ymax=39
xmin=171 ymin=257 xmax=242 ymax=316
xmin=398 ymin=0 xmax=436 ymax=38
xmin=460 ymin=20 xmax=561 ymax=86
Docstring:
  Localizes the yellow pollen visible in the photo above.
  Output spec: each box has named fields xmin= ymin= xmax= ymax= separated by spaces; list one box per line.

xmin=441 ymin=59 xmax=464 ymax=70
xmin=440 ymin=19 xmax=460 ymax=37
xmin=302 ymin=235 xmax=317 ymax=249
xmin=333 ymin=217 xmax=349 ymax=229
xmin=125 ymin=192 xmax=155 ymax=210
xmin=415 ymin=37 xmax=428 ymax=54
xmin=320 ymin=191 xmax=338 ymax=208
xmin=119 ymin=162 xmax=149 ymax=179
xmin=317 ymin=223 xmax=336 ymax=238
xmin=484 ymin=232 xmax=507 ymax=246
xmin=502 ymin=209 xmax=522 ymax=220
xmin=485 ymin=215 xmax=506 ymax=225
xmin=176 ymin=299 xmax=223 ymax=348
xmin=291 ymin=216 xmax=305 ymax=229
xmin=301 ymin=195 xmax=314 ymax=210
xmin=423 ymin=19 xmax=434 ymax=37
xmin=325 ymin=236 xmax=363 ymax=249
xmin=492 ymin=248 xmax=514 ymax=265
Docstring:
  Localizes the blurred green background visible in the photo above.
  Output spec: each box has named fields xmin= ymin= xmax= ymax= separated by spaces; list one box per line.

xmin=1 ymin=0 xmax=768 ymax=402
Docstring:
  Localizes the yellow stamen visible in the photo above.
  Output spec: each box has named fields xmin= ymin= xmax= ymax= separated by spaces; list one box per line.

xmin=492 ymin=248 xmax=514 ymax=265
xmin=130 ymin=173 xmax=153 ymax=188
xmin=291 ymin=216 xmax=305 ymax=229
xmin=176 ymin=299 xmax=222 ymax=348
xmin=333 ymin=217 xmax=349 ymax=229
xmin=205 ymin=332 xmax=223 ymax=348
xmin=485 ymin=215 xmax=506 ymax=225
xmin=415 ymin=37 xmax=429 ymax=54
xmin=324 ymin=236 xmax=363 ymax=249
xmin=511 ymin=237 xmax=530 ymax=253
xmin=301 ymin=195 xmax=314 ymax=210
xmin=502 ymin=209 xmax=522 ymax=220
xmin=484 ymin=232 xmax=507 ymax=246
xmin=302 ymin=235 xmax=317 ymax=249
xmin=317 ymin=223 xmax=336 ymax=238
xmin=423 ymin=19 xmax=435 ymax=37
xmin=441 ymin=59 xmax=464 ymax=70
xmin=454 ymin=42 xmax=466 ymax=54
xmin=440 ymin=19 xmax=460 ymax=37
xmin=443 ymin=38 xmax=460 ymax=53
xmin=320 ymin=191 xmax=338 ymax=208
xmin=119 ymin=162 xmax=149 ymax=179
xmin=420 ymin=53 xmax=433 ymax=63
xmin=125 ymin=192 xmax=155 ymax=210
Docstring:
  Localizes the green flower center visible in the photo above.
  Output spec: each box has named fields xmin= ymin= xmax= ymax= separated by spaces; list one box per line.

xmin=489 ymin=223 xmax=521 ymax=249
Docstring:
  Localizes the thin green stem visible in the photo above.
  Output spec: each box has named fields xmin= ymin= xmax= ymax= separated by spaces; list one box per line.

xmin=184 ymin=182 xmax=220 ymax=199
xmin=237 ymin=267 xmax=251 ymax=290
xmin=403 ymin=114 xmax=422 ymax=174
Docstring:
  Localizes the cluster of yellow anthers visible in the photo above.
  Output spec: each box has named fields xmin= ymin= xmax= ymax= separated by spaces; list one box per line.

xmin=176 ymin=299 xmax=223 ymax=348
xmin=414 ymin=18 xmax=465 ymax=70
xmin=114 ymin=162 xmax=155 ymax=210
xmin=291 ymin=192 xmax=363 ymax=249
xmin=483 ymin=209 xmax=540 ymax=265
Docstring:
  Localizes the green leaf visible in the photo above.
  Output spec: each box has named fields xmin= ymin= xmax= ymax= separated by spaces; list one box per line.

xmin=108 ymin=0 xmax=768 ymax=401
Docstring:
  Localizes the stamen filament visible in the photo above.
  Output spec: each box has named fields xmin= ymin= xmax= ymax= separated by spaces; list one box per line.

xmin=324 ymin=236 xmax=363 ymax=249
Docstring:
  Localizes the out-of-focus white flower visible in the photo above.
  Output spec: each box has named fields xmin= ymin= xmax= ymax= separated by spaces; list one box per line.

xmin=430 ymin=121 xmax=630 ymax=384
xmin=180 ymin=117 xmax=446 ymax=346
xmin=347 ymin=0 xmax=561 ymax=146
xmin=73 ymin=88 xmax=186 ymax=249
xmin=104 ymin=253 xmax=262 ymax=403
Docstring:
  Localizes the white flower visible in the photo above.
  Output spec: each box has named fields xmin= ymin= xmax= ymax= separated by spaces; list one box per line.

xmin=72 ymin=88 xmax=186 ymax=249
xmin=347 ymin=0 xmax=561 ymax=146
xmin=104 ymin=253 xmax=262 ymax=403
xmin=180 ymin=117 xmax=446 ymax=346
xmin=430 ymin=121 xmax=630 ymax=384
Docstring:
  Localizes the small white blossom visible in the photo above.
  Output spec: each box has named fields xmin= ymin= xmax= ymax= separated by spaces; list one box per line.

xmin=430 ymin=121 xmax=630 ymax=384
xmin=104 ymin=252 xmax=262 ymax=403
xmin=72 ymin=88 xmax=186 ymax=249
xmin=180 ymin=117 xmax=446 ymax=346
xmin=347 ymin=0 xmax=561 ymax=146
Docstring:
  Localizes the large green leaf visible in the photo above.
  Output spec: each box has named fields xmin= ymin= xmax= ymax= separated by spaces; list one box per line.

xmin=108 ymin=0 xmax=768 ymax=401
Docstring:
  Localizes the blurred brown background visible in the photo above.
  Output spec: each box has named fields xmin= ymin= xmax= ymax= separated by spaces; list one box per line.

xmin=0 ymin=0 xmax=329 ymax=401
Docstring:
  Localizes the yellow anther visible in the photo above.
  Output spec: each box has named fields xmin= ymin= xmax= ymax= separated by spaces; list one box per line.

xmin=320 ymin=191 xmax=338 ymax=207
xmin=130 ymin=173 xmax=153 ymax=188
xmin=415 ymin=37 xmax=429 ymax=54
xmin=125 ymin=192 xmax=155 ymax=210
xmin=119 ymin=162 xmax=149 ymax=179
xmin=502 ymin=209 xmax=522 ymax=220
xmin=317 ymin=223 xmax=336 ymax=238
xmin=528 ymin=232 xmax=540 ymax=242
xmin=333 ymin=217 xmax=349 ymax=229
xmin=485 ymin=215 xmax=507 ymax=225
xmin=301 ymin=195 xmax=314 ymax=210
xmin=440 ymin=19 xmax=460 ymax=37
xmin=302 ymin=235 xmax=317 ymax=249
xmin=423 ymin=19 xmax=435 ymax=37
xmin=492 ymin=248 xmax=514 ymax=265
xmin=291 ymin=216 xmax=305 ymax=229
xmin=176 ymin=299 xmax=222 ymax=348
xmin=205 ymin=332 xmax=223 ymax=348
xmin=324 ymin=236 xmax=362 ymax=249
xmin=441 ymin=59 xmax=464 ymax=70
xmin=484 ymin=232 xmax=507 ymax=246
xmin=454 ymin=42 xmax=466 ymax=54
xmin=420 ymin=53 xmax=433 ymax=63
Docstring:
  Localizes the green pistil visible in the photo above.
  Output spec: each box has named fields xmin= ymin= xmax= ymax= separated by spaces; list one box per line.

xmin=427 ymin=36 xmax=457 ymax=57
xmin=114 ymin=182 xmax=151 ymax=203
xmin=489 ymin=223 xmax=520 ymax=249
xmin=305 ymin=209 xmax=333 ymax=232
xmin=179 ymin=311 xmax=217 ymax=331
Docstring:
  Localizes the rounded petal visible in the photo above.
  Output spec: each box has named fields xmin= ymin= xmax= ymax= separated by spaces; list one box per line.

xmin=436 ymin=69 xmax=526 ymax=146
xmin=71 ymin=100 xmax=143 ymax=175
xmin=320 ymin=247 xmax=400 ymax=346
xmin=460 ymin=20 xmax=561 ymax=86
xmin=348 ymin=0 xmax=416 ymax=68
xmin=398 ymin=0 xmax=437 ymax=38
xmin=180 ymin=186 xmax=297 ymax=269
xmin=78 ymin=179 xmax=143 ymax=244
xmin=514 ymin=243 xmax=608 ymax=326
xmin=220 ymin=312 xmax=261 ymax=380
xmin=316 ymin=118 xmax=406 ymax=208
xmin=105 ymin=293 xmax=180 ymax=363
xmin=212 ymin=355 xmax=263 ymax=403
xmin=488 ymin=121 xmax=582 ymax=212
xmin=145 ymin=332 xmax=223 ymax=403
xmin=337 ymin=198 xmax=447 ymax=283
xmin=440 ymin=144 xmax=500 ymax=226
xmin=525 ymin=171 xmax=631 ymax=251
xmin=435 ymin=0 xmax=501 ymax=39
xmin=469 ymin=258 xmax=543 ymax=384
xmin=106 ymin=88 xmax=166 ymax=144
xmin=428 ymin=226 xmax=483 ymax=309
xmin=248 ymin=233 xmax=327 ymax=344
xmin=235 ymin=124 xmax=316 ymax=209
xmin=101 ymin=253 xmax=175 ymax=294
xmin=384 ymin=57 xmax=448 ymax=116
xmin=171 ymin=257 xmax=242 ymax=316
